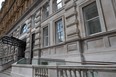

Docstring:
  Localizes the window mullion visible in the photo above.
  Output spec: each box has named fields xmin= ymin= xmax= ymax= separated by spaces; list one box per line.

xmin=86 ymin=16 xmax=99 ymax=22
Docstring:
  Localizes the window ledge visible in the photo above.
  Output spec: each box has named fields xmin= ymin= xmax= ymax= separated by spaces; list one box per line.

xmin=41 ymin=42 xmax=65 ymax=49
xmin=83 ymin=30 xmax=116 ymax=40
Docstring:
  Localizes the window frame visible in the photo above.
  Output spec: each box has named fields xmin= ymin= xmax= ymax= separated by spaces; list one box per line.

xmin=31 ymin=14 xmax=36 ymax=28
xmin=79 ymin=0 xmax=106 ymax=37
xmin=56 ymin=0 xmax=63 ymax=10
xmin=43 ymin=26 xmax=49 ymax=47
xmin=20 ymin=24 xmax=28 ymax=34
xmin=42 ymin=2 xmax=50 ymax=20
xmin=53 ymin=0 xmax=63 ymax=12
xmin=54 ymin=17 xmax=65 ymax=44
xmin=42 ymin=24 xmax=50 ymax=47
xmin=83 ymin=2 xmax=101 ymax=35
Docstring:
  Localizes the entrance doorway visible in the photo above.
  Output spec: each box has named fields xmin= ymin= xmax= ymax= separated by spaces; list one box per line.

xmin=18 ymin=38 xmax=26 ymax=60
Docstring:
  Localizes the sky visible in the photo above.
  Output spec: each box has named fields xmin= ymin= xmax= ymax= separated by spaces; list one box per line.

xmin=0 ymin=0 xmax=5 ymax=9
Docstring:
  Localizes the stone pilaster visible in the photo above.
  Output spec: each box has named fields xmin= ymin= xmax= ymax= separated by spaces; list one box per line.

xmin=64 ymin=0 xmax=80 ymax=41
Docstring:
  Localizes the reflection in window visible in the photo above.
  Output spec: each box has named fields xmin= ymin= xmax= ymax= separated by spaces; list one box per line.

xmin=42 ymin=2 xmax=49 ymax=19
xmin=83 ymin=2 xmax=101 ymax=35
xmin=20 ymin=24 xmax=28 ymax=34
xmin=55 ymin=19 xmax=64 ymax=43
xmin=56 ymin=0 xmax=63 ymax=9
xmin=53 ymin=0 xmax=63 ymax=12
xmin=43 ymin=26 xmax=49 ymax=47
xmin=32 ymin=15 xmax=35 ymax=27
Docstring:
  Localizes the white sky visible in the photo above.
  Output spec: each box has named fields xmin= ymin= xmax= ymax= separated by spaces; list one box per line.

xmin=0 ymin=0 xmax=5 ymax=9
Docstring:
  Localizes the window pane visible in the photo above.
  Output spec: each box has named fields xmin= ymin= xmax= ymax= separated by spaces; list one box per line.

xmin=43 ymin=26 xmax=48 ymax=46
xmin=55 ymin=19 xmax=64 ymax=43
xmin=57 ymin=0 xmax=62 ymax=4
xmin=57 ymin=3 xmax=62 ymax=9
xmin=87 ymin=17 xmax=101 ymax=34
xmin=32 ymin=15 xmax=35 ymax=27
xmin=83 ymin=2 xmax=98 ymax=20
xmin=46 ymin=4 xmax=49 ymax=17
xmin=43 ymin=3 xmax=49 ymax=19
xmin=83 ymin=2 xmax=101 ymax=35
xmin=60 ymin=32 xmax=64 ymax=42
xmin=21 ymin=24 xmax=28 ymax=34
xmin=45 ymin=37 xmax=48 ymax=46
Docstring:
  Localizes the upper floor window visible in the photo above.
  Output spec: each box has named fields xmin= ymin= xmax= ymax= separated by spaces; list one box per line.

xmin=53 ymin=0 xmax=63 ymax=12
xmin=83 ymin=2 xmax=101 ymax=35
xmin=32 ymin=15 xmax=35 ymax=27
xmin=56 ymin=0 xmax=63 ymax=9
xmin=42 ymin=2 xmax=49 ymax=19
xmin=43 ymin=26 xmax=49 ymax=47
xmin=55 ymin=19 xmax=64 ymax=44
xmin=20 ymin=24 xmax=28 ymax=34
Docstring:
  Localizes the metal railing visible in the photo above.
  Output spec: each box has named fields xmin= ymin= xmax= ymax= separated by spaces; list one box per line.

xmin=33 ymin=65 xmax=116 ymax=77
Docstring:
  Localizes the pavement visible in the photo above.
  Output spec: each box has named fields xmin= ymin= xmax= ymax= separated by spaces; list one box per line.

xmin=0 ymin=67 xmax=12 ymax=77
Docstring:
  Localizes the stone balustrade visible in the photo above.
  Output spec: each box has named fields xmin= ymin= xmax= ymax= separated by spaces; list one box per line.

xmin=33 ymin=65 xmax=116 ymax=77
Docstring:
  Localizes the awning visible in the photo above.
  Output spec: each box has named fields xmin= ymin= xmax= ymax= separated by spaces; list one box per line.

xmin=0 ymin=36 xmax=26 ymax=47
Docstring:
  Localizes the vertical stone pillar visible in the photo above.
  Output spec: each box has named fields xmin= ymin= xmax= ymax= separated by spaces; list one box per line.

xmin=64 ymin=0 xmax=80 ymax=42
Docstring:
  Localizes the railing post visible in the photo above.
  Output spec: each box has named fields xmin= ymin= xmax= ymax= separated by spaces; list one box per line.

xmin=73 ymin=69 xmax=77 ymax=77
xmin=69 ymin=69 xmax=72 ymax=77
xmin=79 ymin=70 xmax=82 ymax=77
xmin=57 ymin=66 xmax=59 ymax=77
xmin=64 ymin=69 xmax=68 ymax=77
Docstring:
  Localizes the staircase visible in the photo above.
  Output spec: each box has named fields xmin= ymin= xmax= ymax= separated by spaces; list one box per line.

xmin=0 ymin=67 xmax=12 ymax=77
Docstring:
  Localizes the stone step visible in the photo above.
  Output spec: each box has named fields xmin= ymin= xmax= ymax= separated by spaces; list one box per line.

xmin=0 ymin=67 xmax=12 ymax=77
xmin=0 ymin=73 xmax=11 ymax=77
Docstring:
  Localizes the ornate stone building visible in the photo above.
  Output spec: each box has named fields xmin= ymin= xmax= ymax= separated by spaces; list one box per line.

xmin=0 ymin=0 xmax=116 ymax=77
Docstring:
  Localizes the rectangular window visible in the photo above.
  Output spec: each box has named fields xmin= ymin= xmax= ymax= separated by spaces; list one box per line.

xmin=42 ymin=3 xmax=49 ymax=19
xmin=55 ymin=19 xmax=64 ymax=44
xmin=57 ymin=0 xmax=63 ymax=9
xmin=43 ymin=26 xmax=49 ymax=47
xmin=53 ymin=0 xmax=63 ymax=12
xmin=32 ymin=15 xmax=35 ymax=27
xmin=83 ymin=2 xmax=101 ymax=35
xmin=32 ymin=33 xmax=35 ymax=51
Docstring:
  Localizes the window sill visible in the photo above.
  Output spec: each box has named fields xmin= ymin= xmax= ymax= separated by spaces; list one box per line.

xmin=83 ymin=30 xmax=116 ymax=40
xmin=87 ymin=31 xmax=103 ymax=37
xmin=41 ymin=41 xmax=65 ymax=49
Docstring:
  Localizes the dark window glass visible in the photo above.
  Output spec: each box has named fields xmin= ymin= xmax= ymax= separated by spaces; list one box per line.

xmin=21 ymin=24 xmax=28 ymax=34
xmin=43 ymin=3 xmax=49 ymax=19
xmin=55 ymin=19 xmax=64 ymax=43
xmin=43 ymin=26 xmax=48 ymax=47
xmin=83 ymin=2 xmax=101 ymax=35
xmin=57 ymin=0 xmax=63 ymax=9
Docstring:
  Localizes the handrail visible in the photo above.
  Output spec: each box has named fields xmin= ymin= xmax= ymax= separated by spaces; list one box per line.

xmin=33 ymin=65 xmax=116 ymax=69
xmin=16 ymin=58 xmax=116 ymax=65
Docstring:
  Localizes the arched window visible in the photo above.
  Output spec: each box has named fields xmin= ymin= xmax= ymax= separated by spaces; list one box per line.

xmin=20 ymin=24 xmax=28 ymax=34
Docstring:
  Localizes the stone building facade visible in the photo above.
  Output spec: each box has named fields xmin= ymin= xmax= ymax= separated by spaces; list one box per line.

xmin=0 ymin=0 xmax=116 ymax=69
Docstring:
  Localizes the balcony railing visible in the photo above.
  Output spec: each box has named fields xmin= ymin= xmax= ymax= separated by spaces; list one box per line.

xmin=33 ymin=65 xmax=116 ymax=77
